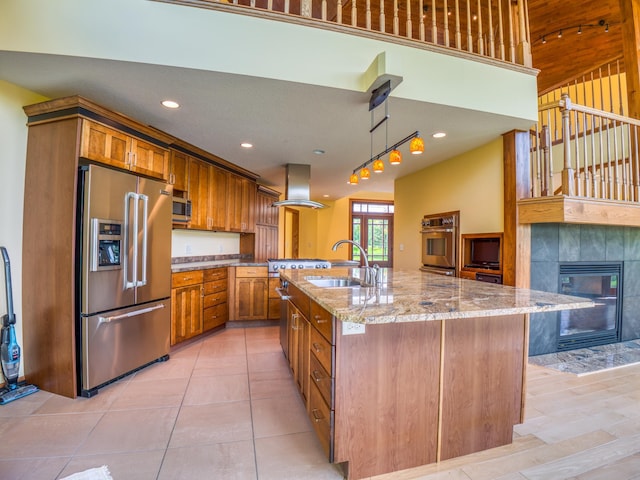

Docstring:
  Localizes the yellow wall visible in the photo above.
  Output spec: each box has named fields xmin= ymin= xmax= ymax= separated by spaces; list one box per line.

xmin=280 ymin=191 xmax=394 ymax=260
xmin=393 ymin=138 xmax=504 ymax=271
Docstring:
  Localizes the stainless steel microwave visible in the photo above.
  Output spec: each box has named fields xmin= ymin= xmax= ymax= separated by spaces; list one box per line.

xmin=172 ymin=197 xmax=192 ymax=223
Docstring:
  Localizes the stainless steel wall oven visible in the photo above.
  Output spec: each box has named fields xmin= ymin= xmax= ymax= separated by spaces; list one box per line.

xmin=420 ymin=212 xmax=458 ymax=276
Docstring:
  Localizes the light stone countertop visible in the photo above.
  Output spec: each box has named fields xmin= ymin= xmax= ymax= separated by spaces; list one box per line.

xmin=279 ymin=267 xmax=594 ymax=324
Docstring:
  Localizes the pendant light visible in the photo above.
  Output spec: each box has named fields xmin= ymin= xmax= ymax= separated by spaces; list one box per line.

xmin=360 ymin=167 xmax=371 ymax=180
xmin=389 ymin=149 xmax=402 ymax=165
xmin=373 ymin=158 xmax=385 ymax=172
xmin=410 ymin=136 xmax=425 ymax=154
xmin=349 ymin=173 xmax=359 ymax=185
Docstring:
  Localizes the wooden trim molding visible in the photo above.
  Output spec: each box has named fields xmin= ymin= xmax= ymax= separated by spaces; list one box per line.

xmin=518 ymin=195 xmax=640 ymax=226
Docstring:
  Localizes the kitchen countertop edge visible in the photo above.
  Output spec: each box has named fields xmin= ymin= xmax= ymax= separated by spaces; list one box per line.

xmin=280 ymin=268 xmax=594 ymax=325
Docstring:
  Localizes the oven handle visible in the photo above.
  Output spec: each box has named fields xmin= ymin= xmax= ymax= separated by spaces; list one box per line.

xmin=420 ymin=266 xmax=456 ymax=276
xmin=275 ymin=287 xmax=291 ymax=300
xmin=421 ymin=228 xmax=455 ymax=234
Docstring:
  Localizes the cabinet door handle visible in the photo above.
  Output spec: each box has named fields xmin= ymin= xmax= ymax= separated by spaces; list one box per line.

xmin=312 ymin=370 xmax=325 ymax=382
xmin=291 ymin=313 xmax=299 ymax=330
xmin=314 ymin=315 xmax=328 ymax=324
xmin=311 ymin=409 xmax=324 ymax=422
xmin=312 ymin=342 xmax=323 ymax=353
xmin=201 ymin=286 xmax=204 ymax=297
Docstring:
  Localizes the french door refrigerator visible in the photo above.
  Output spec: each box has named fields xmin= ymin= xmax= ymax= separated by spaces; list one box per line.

xmin=77 ymin=164 xmax=172 ymax=397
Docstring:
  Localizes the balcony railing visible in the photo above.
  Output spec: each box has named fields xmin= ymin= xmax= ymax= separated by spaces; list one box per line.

xmin=157 ymin=0 xmax=532 ymax=67
xmin=530 ymin=94 xmax=640 ymax=203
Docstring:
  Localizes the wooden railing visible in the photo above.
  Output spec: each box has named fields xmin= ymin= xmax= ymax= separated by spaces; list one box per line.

xmin=156 ymin=0 xmax=532 ymax=67
xmin=530 ymin=94 xmax=640 ymax=202
xmin=538 ymin=56 xmax=627 ymax=117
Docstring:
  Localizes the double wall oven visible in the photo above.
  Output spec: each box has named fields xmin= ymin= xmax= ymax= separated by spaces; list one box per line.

xmin=420 ymin=212 xmax=459 ymax=276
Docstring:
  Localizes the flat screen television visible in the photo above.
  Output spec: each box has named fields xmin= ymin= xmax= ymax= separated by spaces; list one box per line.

xmin=469 ymin=237 xmax=500 ymax=268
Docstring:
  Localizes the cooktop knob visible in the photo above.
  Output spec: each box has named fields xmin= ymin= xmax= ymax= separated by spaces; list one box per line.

xmin=298 ymin=264 xmax=304 ymax=269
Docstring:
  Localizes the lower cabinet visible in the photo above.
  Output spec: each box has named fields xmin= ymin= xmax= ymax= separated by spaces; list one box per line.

xmin=171 ymin=267 xmax=228 ymax=346
xmin=232 ymin=266 xmax=269 ymax=321
xmin=268 ymin=276 xmax=281 ymax=320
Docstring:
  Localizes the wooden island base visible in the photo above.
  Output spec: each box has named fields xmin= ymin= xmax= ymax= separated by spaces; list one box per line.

xmin=331 ymin=314 xmax=527 ymax=479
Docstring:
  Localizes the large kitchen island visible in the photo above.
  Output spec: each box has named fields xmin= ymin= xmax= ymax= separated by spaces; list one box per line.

xmin=278 ymin=267 xmax=593 ymax=480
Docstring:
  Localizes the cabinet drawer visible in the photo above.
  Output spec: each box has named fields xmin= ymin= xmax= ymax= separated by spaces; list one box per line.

xmin=204 ymin=267 xmax=228 ymax=282
xmin=204 ymin=291 xmax=227 ymax=309
xmin=310 ymin=327 xmax=332 ymax=375
xmin=309 ymin=351 xmax=332 ymax=407
xmin=288 ymin=282 xmax=310 ymax=319
xmin=203 ymin=278 xmax=227 ymax=295
xmin=203 ymin=303 xmax=227 ymax=331
xmin=171 ymin=270 xmax=204 ymax=288
xmin=310 ymin=300 xmax=333 ymax=343
xmin=309 ymin=381 xmax=332 ymax=460
xmin=235 ymin=266 xmax=268 ymax=277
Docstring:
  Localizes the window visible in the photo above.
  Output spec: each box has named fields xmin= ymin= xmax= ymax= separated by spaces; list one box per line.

xmin=350 ymin=200 xmax=394 ymax=268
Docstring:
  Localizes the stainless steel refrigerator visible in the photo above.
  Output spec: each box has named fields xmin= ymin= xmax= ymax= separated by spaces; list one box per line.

xmin=77 ymin=164 xmax=172 ymax=397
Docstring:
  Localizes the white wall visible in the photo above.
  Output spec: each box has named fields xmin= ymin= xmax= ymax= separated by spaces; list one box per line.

xmin=171 ymin=230 xmax=240 ymax=258
xmin=0 ymin=80 xmax=47 ymax=376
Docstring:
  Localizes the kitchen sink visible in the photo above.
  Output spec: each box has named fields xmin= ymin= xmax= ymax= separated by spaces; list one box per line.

xmin=306 ymin=277 xmax=362 ymax=288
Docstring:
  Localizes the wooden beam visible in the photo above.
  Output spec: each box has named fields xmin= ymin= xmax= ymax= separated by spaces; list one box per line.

xmin=620 ymin=0 xmax=640 ymax=120
xmin=503 ymin=130 xmax=531 ymax=289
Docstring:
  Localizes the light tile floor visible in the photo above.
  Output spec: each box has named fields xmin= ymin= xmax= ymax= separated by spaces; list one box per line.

xmin=0 ymin=325 xmax=639 ymax=480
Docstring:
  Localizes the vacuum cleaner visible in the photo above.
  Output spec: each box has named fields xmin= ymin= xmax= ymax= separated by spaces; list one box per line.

xmin=0 ymin=246 xmax=38 ymax=405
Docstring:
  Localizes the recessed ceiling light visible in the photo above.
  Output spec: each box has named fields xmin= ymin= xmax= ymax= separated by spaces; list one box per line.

xmin=323 ymin=194 xmax=330 ymax=198
xmin=161 ymin=100 xmax=180 ymax=109
xmin=432 ymin=132 xmax=447 ymax=138
xmin=313 ymin=149 xmax=325 ymax=155
xmin=241 ymin=142 xmax=253 ymax=148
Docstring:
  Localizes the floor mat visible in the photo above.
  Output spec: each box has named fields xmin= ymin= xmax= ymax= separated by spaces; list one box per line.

xmin=528 ymin=339 xmax=640 ymax=376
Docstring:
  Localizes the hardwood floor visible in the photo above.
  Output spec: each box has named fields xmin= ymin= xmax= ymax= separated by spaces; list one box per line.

xmin=0 ymin=326 xmax=639 ymax=479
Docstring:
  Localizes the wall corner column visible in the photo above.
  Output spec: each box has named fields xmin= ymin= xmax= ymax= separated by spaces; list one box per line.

xmin=620 ymin=0 xmax=640 ymax=120
xmin=503 ymin=130 xmax=531 ymax=289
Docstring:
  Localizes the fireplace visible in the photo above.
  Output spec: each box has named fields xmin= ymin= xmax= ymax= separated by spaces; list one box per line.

xmin=557 ymin=262 xmax=623 ymax=351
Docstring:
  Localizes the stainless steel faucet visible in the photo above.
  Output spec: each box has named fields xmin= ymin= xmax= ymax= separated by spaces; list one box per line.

xmin=331 ymin=239 xmax=379 ymax=286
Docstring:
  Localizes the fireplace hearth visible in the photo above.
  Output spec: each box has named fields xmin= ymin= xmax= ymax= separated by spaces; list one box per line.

xmin=557 ymin=262 xmax=622 ymax=351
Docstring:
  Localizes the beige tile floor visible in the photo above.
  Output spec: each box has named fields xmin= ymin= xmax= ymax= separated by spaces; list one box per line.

xmin=0 ymin=325 xmax=639 ymax=480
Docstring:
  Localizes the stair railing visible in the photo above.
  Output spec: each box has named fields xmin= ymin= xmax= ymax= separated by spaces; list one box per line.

xmin=531 ymin=94 xmax=640 ymax=203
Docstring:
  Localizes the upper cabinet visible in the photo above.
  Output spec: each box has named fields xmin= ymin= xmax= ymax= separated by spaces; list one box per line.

xmin=80 ymin=119 xmax=169 ymax=181
xmin=256 ymin=186 xmax=280 ymax=227
xmin=168 ymin=150 xmax=189 ymax=192
xmin=227 ymin=173 xmax=256 ymax=233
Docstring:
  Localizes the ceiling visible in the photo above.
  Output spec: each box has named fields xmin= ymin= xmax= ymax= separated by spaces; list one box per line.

xmin=0 ymin=0 xmax=620 ymax=202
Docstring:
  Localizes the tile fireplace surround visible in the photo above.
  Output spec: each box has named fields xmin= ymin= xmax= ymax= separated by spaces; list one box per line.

xmin=529 ymin=224 xmax=640 ymax=356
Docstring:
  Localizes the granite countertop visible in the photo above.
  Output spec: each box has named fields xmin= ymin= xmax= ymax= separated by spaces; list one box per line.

xmin=279 ymin=267 xmax=594 ymax=324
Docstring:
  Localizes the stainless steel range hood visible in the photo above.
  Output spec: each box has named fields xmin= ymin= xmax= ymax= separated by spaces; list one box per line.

xmin=272 ymin=164 xmax=326 ymax=209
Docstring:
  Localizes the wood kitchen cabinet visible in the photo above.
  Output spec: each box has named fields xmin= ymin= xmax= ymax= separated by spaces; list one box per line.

xmin=187 ymin=158 xmax=210 ymax=230
xmin=228 ymin=173 xmax=256 ymax=233
xmin=171 ymin=271 xmax=204 ymax=345
xmin=253 ymin=186 xmax=280 ymax=262
xmin=171 ymin=267 xmax=228 ymax=346
xmin=80 ymin=119 xmax=169 ymax=181
xmin=268 ymin=276 xmax=281 ymax=320
xmin=203 ymin=267 xmax=228 ymax=331
xmin=168 ymin=149 xmax=189 ymax=192
xmin=207 ymin=165 xmax=229 ymax=231
xmin=232 ymin=266 xmax=269 ymax=321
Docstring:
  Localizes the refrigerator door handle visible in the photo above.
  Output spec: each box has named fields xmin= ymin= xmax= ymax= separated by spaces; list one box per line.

xmin=137 ymin=194 xmax=149 ymax=287
xmin=97 ymin=303 xmax=166 ymax=325
xmin=124 ymin=191 xmax=139 ymax=289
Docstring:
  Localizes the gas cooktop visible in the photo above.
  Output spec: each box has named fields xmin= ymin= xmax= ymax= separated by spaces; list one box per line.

xmin=267 ymin=258 xmax=331 ymax=272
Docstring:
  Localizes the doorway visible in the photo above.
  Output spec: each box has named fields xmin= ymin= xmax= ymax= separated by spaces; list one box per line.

xmin=350 ymin=200 xmax=394 ymax=268
xmin=284 ymin=207 xmax=299 ymax=259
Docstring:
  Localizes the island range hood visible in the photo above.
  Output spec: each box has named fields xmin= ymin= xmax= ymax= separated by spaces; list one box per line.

xmin=272 ymin=163 xmax=326 ymax=209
